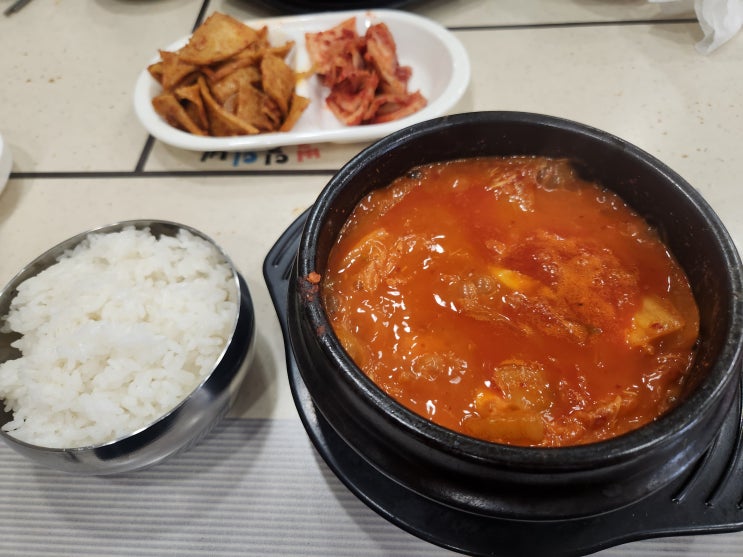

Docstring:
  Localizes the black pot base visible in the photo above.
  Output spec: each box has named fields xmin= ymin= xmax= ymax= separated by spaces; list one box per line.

xmin=264 ymin=211 xmax=743 ymax=557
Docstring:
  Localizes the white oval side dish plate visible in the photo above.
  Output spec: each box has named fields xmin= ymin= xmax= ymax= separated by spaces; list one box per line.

xmin=133 ymin=9 xmax=471 ymax=151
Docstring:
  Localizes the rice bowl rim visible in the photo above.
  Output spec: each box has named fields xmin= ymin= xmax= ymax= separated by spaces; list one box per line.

xmin=0 ymin=218 xmax=243 ymax=452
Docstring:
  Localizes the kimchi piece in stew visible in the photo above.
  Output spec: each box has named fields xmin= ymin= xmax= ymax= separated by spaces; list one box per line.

xmin=321 ymin=157 xmax=700 ymax=447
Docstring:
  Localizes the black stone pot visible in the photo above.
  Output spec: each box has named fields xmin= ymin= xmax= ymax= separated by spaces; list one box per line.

xmin=287 ymin=111 xmax=743 ymax=521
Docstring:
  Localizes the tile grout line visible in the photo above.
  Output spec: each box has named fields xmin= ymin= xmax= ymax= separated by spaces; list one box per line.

xmin=134 ymin=136 xmax=156 ymax=174
xmin=9 ymin=169 xmax=338 ymax=180
xmin=132 ymin=0 xmax=211 ymax=173
xmin=447 ymin=17 xmax=698 ymax=32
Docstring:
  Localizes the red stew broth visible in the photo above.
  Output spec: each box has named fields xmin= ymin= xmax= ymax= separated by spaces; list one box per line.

xmin=321 ymin=157 xmax=700 ymax=447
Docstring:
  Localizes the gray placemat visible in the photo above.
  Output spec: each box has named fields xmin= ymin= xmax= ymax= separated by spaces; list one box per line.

xmin=0 ymin=418 xmax=450 ymax=556
xmin=2 ymin=417 xmax=739 ymax=557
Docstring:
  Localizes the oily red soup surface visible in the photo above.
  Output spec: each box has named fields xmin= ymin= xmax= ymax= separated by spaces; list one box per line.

xmin=321 ymin=157 xmax=699 ymax=447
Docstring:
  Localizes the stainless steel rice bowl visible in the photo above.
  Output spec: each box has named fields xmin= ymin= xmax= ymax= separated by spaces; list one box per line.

xmin=0 ymin=220 xmax=255 ymax=475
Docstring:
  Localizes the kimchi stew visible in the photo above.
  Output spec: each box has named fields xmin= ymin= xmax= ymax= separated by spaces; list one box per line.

xmin=321 ymin=157 xmax=700 ymax=447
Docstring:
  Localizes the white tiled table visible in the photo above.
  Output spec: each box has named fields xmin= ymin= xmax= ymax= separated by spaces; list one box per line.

xmin=1 ymin=1 xmax=742 ymax=555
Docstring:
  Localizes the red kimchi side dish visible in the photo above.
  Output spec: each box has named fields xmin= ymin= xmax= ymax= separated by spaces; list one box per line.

xmin=305 ymin=17 xmax=427 ymax=125
xmin=321 ymin=157 xmax=701 ymax=447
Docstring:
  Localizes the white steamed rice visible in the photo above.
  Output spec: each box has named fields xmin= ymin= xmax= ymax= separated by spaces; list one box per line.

xmin=0 ymin=226 xmax=238 ymax=449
